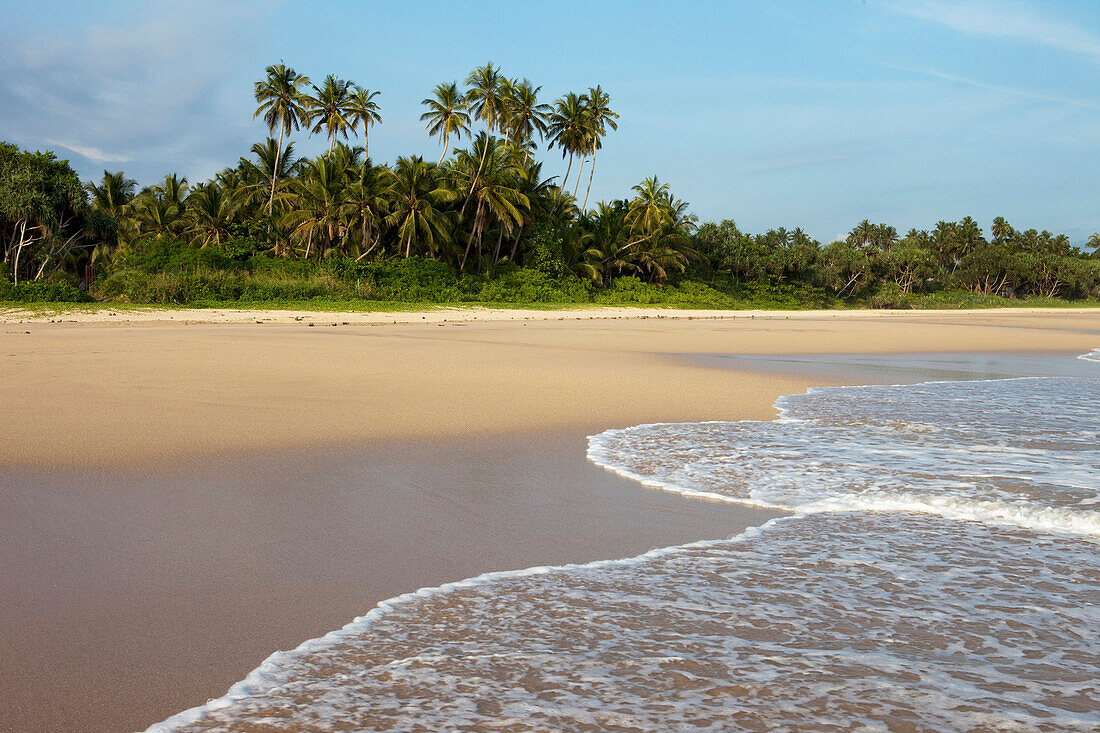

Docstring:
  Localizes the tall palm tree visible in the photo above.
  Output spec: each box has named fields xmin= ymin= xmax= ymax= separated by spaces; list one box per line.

xmin=347 ymin=86 xmax=382 ymax=160
xmin=503 ymin=78 xmax=550 ymax=164
xmin=580 ymin=85 xmax=618 ymax=211
xmin=548 ymin=92 xmax=589 ymax=207
xmin=253 ymin=64 xmax=311 ymax=214
xmin=420 ymin=82 xmax=471 ymax=164
xmin=461 ymin=62 xmax=504 ymax=213
xmin=305 ymin=74 xmax=354 ymax=154
xmin=384 ymin=156 xmax=455 ymax=259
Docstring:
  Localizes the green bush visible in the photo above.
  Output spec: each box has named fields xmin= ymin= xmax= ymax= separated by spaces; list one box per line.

xmin=0 ymin=280 xmax=93 ymax=303
xmin=475 ymin=267 xmax=592 ymax=303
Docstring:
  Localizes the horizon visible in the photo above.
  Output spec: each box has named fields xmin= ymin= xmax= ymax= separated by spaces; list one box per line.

xmin=2 ymin=0 xmax=1098 ymax=243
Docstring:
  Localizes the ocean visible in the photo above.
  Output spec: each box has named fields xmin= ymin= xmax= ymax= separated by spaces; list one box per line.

xmin=150 ymin=350 xmax=1099 ymax=732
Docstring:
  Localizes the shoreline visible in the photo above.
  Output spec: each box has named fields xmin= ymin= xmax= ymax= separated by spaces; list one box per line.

xmin=3 ymin=311 xmax=1099 ymax=731
xmin=3 ymin=303 xmax=1099 ymax=328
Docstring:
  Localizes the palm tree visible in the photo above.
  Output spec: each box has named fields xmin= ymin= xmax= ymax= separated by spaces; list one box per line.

xmin=548 ymin=92 xmax=589 ymax=207
xmin=625 ymin=176 xmax=673 ymax=241
xmin=237 ymin=139 xmax=298 ymax=222
xmin=420 ymin=82 xmax=471 ymax=164
xmin=383 ymin=156 xmax=455 ymax=259
xmin=185 ymin=183 xmax=237 ymax=248
xmin=86 ymin=171 xmax=137 ymax=216
xmin=282 ymin=156 xmax=347 ymax=259
xmin=580 ymin=85 xmax=618 ymax=211
xmin=253 ymin=64 xmax=310 ymax=214
xmin=347 ymin=86 xmax=382 ymax=160
xmin=340 ymin=161 xmax=388 ymax=260
xmin=461 ymin=62 xmax=504 ymax=213
xmin=503 ymin=79 xmax=550 ymax=163
xmin=450 ymin=134 xmax=529 ymax=271
xmin=305 ymin=74 xmax=354 ymax=154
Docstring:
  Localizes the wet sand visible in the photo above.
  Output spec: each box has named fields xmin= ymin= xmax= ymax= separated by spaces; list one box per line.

xmin=1 ymin=308 xmax=1098 ymax=731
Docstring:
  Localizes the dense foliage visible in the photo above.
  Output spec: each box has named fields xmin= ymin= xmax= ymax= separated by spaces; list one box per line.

xmin=2 ymin=62 xmax=1098 ymax=308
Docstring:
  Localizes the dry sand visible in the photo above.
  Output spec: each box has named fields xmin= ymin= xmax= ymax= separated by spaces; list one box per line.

xmin=1 ymin=307 xmax=1098 ymax=732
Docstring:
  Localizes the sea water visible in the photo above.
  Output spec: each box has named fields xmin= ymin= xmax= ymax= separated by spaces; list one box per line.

xmin=151 ymin=352 xmax=1099 ymax=732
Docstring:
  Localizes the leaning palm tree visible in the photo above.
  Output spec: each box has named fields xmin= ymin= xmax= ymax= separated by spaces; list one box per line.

xmin=253 ymin=64 xmax=311 ymax=214
xmin=347 ymin=86 xmax=382 ymax=160
xmin=547 ymin=92 xmax=589 ymax=207
xmin=421 ymin=82 xmax=471 ymax=164
xmin=461 ymin=62 xmax=504 ymax=213
xmin=580 ymin=85 xmax=618 ymax=211
xmin=383 ymin=156 xmax=456 ymax=259
xmin=305 ymin=74 xmax=354 ymax=154
xmin=503 ymin=78 xmax=550 ymax=163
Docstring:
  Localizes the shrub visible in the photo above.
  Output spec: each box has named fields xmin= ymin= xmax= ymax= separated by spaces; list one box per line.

xmin=0 ymin=280 xmax=93 ymax=303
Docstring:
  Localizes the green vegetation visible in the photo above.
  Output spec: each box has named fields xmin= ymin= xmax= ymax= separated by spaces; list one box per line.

xmin=2 ymin=62 xmax=1099 ymax=311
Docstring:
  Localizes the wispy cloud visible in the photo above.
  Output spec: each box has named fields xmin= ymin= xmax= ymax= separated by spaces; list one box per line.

xmin=884 ymin=0 xmax=1100 ymax=60
xmin=890 ymin=65 xmax=1100 ymax=109
xmin=43 ymin=139 xmax=131 ymax=163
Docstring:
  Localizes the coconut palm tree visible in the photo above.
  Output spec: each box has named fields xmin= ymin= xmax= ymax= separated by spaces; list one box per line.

xmin=184 ymin=183 xmax=237 ymax=248
xmin=450 ymin=134 xmax=529 ymax=271
xmin=580 ymin=85 xmax=618 ymax=211
xmin=503 ymin=78 xmax=550 ymax=163
xmin=383 ymin=156 xmax=455 ymax=259
xmin=282 ymin=156 xmax=347 ymax=259
xmin=236 ymin=139 xmax=298 ymax=222
xmin=253 ymin=64 xmax=310 ymax=214
xmin=340 ymin=160 xmax=388 ymax=260
xmin=420 ymin=82 xmax=471 ymax=165
xmin=86 ymin=171 xmax=137 ymax=216
xmin=548 ymin=92 xmax=589 ymax=207
xmin=461 ymin=62 xmax=504 ymax=213
xmin=347 ymin=86 xmax=382 ymax=160
xmin=305 ymin=75 xmax=354 ymax=154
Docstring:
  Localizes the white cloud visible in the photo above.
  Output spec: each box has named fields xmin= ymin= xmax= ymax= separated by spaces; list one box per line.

xmin=885 ymin=0 xmax=1100 ymax=60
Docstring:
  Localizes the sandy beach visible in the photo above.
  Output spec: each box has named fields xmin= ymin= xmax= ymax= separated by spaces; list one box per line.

xmin=2 ymin=307 xmax=1099 ymax=732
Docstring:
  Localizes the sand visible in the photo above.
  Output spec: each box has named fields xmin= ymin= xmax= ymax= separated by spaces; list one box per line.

xmin=1 ymin=307 xmax=1098 ymax=732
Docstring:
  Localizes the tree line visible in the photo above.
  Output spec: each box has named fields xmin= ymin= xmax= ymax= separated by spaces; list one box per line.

xmin=1 ymin=61 xmax=1098 ymax=304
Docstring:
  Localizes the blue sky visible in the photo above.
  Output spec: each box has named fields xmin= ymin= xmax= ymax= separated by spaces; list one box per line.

xmin=2 ymin=0 xmax=1098 ymax=243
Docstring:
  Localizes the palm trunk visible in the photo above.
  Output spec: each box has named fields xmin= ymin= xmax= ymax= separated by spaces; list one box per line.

xmin=553 ymin=153 xmax=575 ymax=210
xmin=582 ymin=151 xmax=597 ymax=211
xmin=460 ymin=129 xmax=491 ymax=217
xmin=268 ymin=126 xmax=284 ymax=215
xmin=363 ymin=125 xmax=369 ymax=162
xmin=572 ymin=154 xmax=586 ymax=197
xmin=509 ymin=226 xmax=523 ymax=263
xmin=437 ymin=131 xmax=448 ymax=165
xmin=460 ymin=200 xmax=485 ymax=272
xmin=491 ymin=227 xmax=505 ymax=271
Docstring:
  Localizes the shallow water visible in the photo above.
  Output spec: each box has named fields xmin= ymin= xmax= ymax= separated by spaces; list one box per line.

xmin=153 ymin=352 xmax=1100 ymax=732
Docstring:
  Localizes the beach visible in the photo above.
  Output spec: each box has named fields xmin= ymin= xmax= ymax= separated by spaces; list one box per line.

xmin=2 ymin=307 xmax=1099 ymax=731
